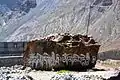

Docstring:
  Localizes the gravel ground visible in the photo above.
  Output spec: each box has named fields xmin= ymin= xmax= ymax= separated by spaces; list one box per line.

xmin=0 ymin=65 xmax=33 ymax=80
xmin=0 ymin=60 xmax=120 ymax=80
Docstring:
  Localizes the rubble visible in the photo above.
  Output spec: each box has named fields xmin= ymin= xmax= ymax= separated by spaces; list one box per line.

xmin=0 ymin=64 xmax=119 ymax=80
xmin=0 ymin=65 xmax=33 ymax=80
xmin=50 ymin=74 xmax=104 ymax=80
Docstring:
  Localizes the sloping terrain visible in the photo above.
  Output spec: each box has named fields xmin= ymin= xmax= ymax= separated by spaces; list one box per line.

xmin=0 ymin=0 xmax=120 ymax=53
xmin=0 ymin=0 xmax=37 ymax=40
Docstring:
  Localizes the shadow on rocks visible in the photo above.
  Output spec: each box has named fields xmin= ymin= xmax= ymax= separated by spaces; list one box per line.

xmin=106 ymin=72 xmax=120 ymax=80
xmin=26 ymin=75 xmax=34 ymax=80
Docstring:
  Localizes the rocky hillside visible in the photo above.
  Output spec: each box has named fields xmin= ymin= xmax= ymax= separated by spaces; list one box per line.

xmin=0 ymin=0 xmax=37 ymax=35
xmin=0 ymin=0 xmax=120 ymax=52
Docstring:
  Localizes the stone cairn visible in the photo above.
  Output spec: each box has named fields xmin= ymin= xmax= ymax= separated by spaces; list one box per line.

xmin=23 ymin=33 xmax=100 ymax=71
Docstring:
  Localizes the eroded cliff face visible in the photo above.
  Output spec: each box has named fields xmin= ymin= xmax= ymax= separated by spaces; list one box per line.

xmin=89 ymin=0 xmax=120 ymax=52
xmin=0 ymin=0 xmax=120 ymax=52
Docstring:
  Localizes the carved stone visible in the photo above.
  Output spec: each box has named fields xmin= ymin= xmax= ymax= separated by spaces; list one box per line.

xmin=23 ymin=33 xmax=100 ymax=71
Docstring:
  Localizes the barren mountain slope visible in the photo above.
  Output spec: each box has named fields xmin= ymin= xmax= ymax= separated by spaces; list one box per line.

xmin=0 ymin=0 xmax=120 ymax=52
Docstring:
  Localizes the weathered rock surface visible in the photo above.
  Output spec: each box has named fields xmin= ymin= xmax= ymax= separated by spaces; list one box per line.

xmin=23 ymin=33 xmax=100 ymax=70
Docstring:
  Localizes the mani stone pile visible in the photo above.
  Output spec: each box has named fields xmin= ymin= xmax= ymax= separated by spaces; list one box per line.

xmin=44 ymin=33 xmax=96 ymax=44
xmin=24 ymin=33 xmax=100 ymax=71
